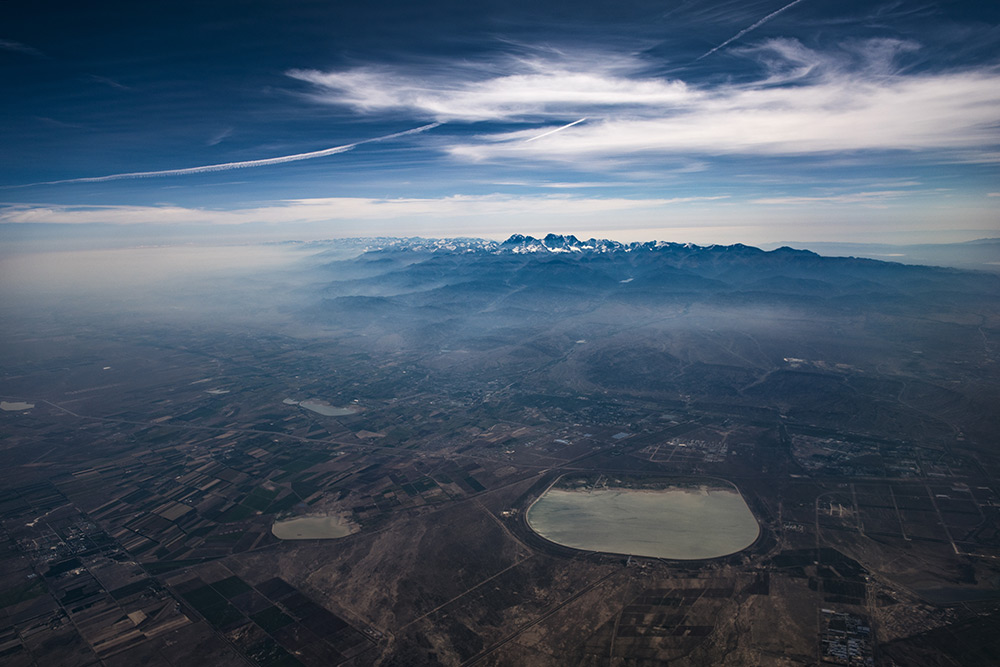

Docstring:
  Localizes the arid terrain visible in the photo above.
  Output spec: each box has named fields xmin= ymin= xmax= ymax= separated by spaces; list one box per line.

xmin=2 ymin=236 xmax=999 ymax=666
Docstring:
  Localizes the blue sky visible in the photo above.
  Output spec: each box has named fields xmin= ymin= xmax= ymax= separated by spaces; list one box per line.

xmin=1 ymin=0 xmax=998 ymax=244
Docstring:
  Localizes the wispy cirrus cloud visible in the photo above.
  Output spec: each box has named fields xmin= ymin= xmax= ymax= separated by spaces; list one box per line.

xmin=750 ymin=190 xmax=918 ymax=206
xmin=449 ymin=68 xmax=1000 ymax=162
xmin=207 ymin=127 xmax=235 ymax=146
xmin=0 ymin=38 xmax=44 ymax=57
xmin=288 ymin=54 xmax=697 ymax=121
xmin=6 ymin=124 xmax=439 ymax=188
xmin=84 ymin=74 xmax=131 ymax=90
xmin=291 ymin=40 xmax=1000 ymax=165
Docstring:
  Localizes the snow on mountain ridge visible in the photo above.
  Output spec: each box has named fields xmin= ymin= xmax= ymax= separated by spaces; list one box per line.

xmin=302 ymin=235 xmax=821 ymax=258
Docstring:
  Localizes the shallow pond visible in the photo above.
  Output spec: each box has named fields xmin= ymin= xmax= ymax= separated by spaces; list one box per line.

xmin=283 ymin=398 xmax=359 ymax=417
xmin=0 ymin=401 xmax=34 ymax=411
xmin=271 ymin=514 xmax=357 ymax=540
xmin=526 ymin=482 xmax=759 ymax=559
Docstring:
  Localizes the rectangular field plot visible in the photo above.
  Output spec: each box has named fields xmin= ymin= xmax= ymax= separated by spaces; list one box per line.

xmin=899 ymin=510 xmax=948 ymax=541
xmin=892 ymin=492 xmax=935 ymax=512
xmin=857 ymin=505 xmax=903 ymax=537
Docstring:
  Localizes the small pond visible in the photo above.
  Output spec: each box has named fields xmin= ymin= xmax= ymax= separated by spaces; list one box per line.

xmin=271 ymin=514 xmax=358 ymax=540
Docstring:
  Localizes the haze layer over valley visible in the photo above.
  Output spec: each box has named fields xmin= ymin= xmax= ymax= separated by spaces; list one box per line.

xmin=2 ymin=236 xmax=999 ymax=665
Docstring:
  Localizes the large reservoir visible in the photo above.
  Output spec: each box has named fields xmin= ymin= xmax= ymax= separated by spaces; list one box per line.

xmin=526 ymin=478 xmax=759 ymax=560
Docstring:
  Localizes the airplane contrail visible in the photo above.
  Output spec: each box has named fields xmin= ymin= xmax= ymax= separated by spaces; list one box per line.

xmin=696 ymin=0 xmax=808 ymax=61
xmin=6 ymin=123 xmax=441 ymax=188
xmin=524 ymin=118 xmax=588 ymax=142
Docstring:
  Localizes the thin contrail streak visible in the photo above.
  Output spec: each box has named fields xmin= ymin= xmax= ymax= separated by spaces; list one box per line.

xmin=696 ymin=0 xmax=808 ymax=61
xmin=524 ymin=118 xmax=588 ymax=142
xmin=6 ymin=123 xmax=441 ymax=188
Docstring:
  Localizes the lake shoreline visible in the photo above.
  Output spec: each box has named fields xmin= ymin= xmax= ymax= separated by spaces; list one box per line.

xmin=526 ymin=475 xmax=760 ymax=560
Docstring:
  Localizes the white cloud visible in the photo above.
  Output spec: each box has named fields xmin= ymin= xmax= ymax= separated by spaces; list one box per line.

xmin=447 ymin=69 xmax=1000 ymax=163
xmin=289 ymin=41 xmax=1000 ymax=164
xmin=0 ymin=194 xmax=730 ymax=226
xmin=288 ymin=57 xmax=698 ymax=121
xmin=4 ymin=192 xmax=994 ymax=245
xmin=750 ymin=190 xmax=915 ymax=205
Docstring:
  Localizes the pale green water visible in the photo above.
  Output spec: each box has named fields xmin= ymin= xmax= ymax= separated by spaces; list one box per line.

xmin=0 ymin=401 xmax=34 ymax=411
xmin=300 ymin=400 xmax=357 ymax=417
xmin=283 ymin=398 xmax=359 ymax=417
xmin=526 ymin=484 xmax=759 ymax=559
xmin=271 ymin=514 xmax=357 ymax=540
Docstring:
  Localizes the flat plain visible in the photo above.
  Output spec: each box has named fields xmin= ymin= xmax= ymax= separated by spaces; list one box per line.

xmin=1 ymin=237 xmax=999 ymax=665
